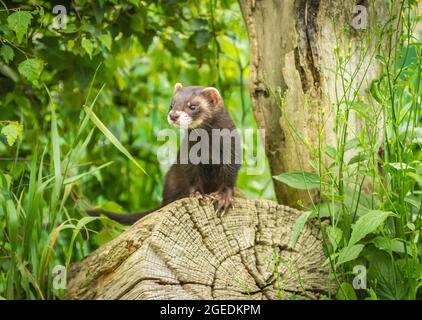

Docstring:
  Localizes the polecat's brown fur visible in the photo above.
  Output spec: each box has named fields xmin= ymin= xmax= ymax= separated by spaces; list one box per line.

xmin=87 ymin=83 xmax=241 ymax=224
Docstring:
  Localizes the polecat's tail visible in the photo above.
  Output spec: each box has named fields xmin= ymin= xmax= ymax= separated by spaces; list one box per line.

xmin=86 ymin=207 xmax=160 ymax=225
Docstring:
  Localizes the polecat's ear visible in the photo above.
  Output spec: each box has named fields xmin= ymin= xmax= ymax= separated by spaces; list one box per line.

xmin=173 ymin=83 xmax=183 ymax=95
xmin=201 ymin=87 xmax=221 ymax=106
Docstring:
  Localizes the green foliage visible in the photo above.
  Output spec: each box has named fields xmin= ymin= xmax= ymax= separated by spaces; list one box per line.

xmin=7 ymin=10 xmax=32 ymax=43
xmin=0 ymin=0 xmax=274 ymax=299
xmin=0 ymin=44 xmax=14 ymax=64
xmin=348 ymin=210 xmax=393 ymax=246
xmin=285 ymin=1 xmax=422 ymax=300
xmin=274 ymin=171 xmax=321 ymax=190
xmin=1 ymin=121 xmax=22 ymax=146
xmin=18 ymin=58 xmax=44 ymax=84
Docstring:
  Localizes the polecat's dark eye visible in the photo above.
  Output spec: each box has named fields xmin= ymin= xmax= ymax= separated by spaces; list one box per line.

xmin=188 ymin=104 xmax=197 ymax=110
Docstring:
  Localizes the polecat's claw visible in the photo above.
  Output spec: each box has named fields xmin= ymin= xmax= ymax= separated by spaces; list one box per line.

xmin=190 ymin=191 xmax=212 ymax=203
xmin=210 ymin=188 xmax=233 ymax=217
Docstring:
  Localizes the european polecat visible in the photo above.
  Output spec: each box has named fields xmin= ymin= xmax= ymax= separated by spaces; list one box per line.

xmin=87 ymin=83 xmax=241 ymax=224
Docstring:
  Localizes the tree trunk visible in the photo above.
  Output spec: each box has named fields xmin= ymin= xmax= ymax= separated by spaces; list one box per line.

xmin=66 ymin=198 xmax=331 ymax=299
xmin=239 ymin=0 xmax=390 ymax=207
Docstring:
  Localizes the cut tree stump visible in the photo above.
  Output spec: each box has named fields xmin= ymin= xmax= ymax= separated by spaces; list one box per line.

xmin=66 ymin=198 xmax=332 ymax=300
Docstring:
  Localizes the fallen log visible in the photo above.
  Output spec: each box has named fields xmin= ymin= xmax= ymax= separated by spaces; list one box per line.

xmin=66 ymin=198 xmax=332 ymax=299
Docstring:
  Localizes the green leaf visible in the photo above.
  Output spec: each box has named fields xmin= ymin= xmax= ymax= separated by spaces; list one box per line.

xmin=337 ymin=244 xmax=364 ymax=265
xmin=7 ymin=11 xmax=32 ymax=43
xmin=0 ymin=45 xmax=14 ymax=64
xmin=291 ymin=211 xmax=313 ymax=248
xmin=192 ymin=18 xmax=208 ymax=31
xmin=369 ymin=80 xmax=384 ymax=103
xmin=348 ymin=153 xmax=367 ymax=165
xmin=18 ymin=58 xmax=44 ymax=84
xmin=81 ymin=38 xmax=94 ymax=59
xmin=349 ymin=210 xmax=392 ymax=246
xmin=386 ymin=162 xmax=414 ymax=171
xmin=411 ymin=127 xmax=422 ymax=144
xmin=273 ymin=172 xmax=321 ymax=190
xmin=95 ymin=229 xmax=117 ymax=246
xmin=66 ymin=217 xmax=98 ymax=267
xmin=127 ymin=0 xmax=141 ymax=6
xmin=194 ymin=30 xmax=212 ymax=48
xmin=63 ymin=161 xmax=114 ymax=184
xmin=336 ymin=282 xmax=357 ymax=300
xmin=407 ymin=172 xmax=422 ymax=187
xmin=325 ymin=146 xmax=337 ymax=159
xmin=367 ymin=250 xmax=407 ymax=299
xmin=83 ymin=107 xmax=147 ymax=175
xmin=97 ymin=201 xmax=124 ymax=213
xmin=326 ymin=225 xmax=343 ymax=251
xmin=372 ymin=236 xmax=413 ymax=257
xmin=98 ymin=33 xmax=112 ymax=51
xmin=349 ymin=101 xmax=374 ymax=124
xmin=1 ymin=122 xmax=23 ymax=146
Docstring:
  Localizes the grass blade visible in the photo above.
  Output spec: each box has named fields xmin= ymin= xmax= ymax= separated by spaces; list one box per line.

xmin=83 ymin=106 xmax=147 ymax=175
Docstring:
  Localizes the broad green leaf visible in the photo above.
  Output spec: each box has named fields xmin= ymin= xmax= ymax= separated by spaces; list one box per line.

xmin=0 ymin=45 xmax=14 ymax=64
xmin=407 ymin=172 xmax=422 ymax=187
xmin=326 ymin=225 xmax=343 ymax=251
xmin=194 ymin=30 xmax=212 ymax=48
xmin=337 ymin=244 xmax=364 ymax=265
xmin=18 ymin=58 xmax=44 ymax=84
xmin=290 ymin=211 xmax=313 ymax=248
xmin=1 ymin=122 xmax=23 ymax=146
xmin=84 ymin=107 xmax=147 ymax=175
xmin=98 ymin=33 xmax=112 ymax=51
xmin=349 ymin=210 xmax=392 ymax=246
xmin=367 ymin=250 xmax=407 ymax=299
xmin=386 ymin=162 xmax=414 ymax=171
xmin=349 ymin=102 xmax=374 ymax=124
xmin=273 ymin=172 xmax=321 ymax=190
xmin=396 ymin=259 xmax=422 ymax=280
xmin=325 ymin=146 xmax=337 ymax=159
xmin=344 ymin=137 xmax=360 ymax=151
xmin=372 ymin=236 xmax=413 ymax=257
xmin=348 ymin=153 xmax=367 ymax=165
xmin=404 ymin=194 xmax=420 ymax=209
xmin=81 ymin=38 xmax=94 ymax=59
xmin=336 ymin=282 xmax=357 ymax=300
xmin=7 ymin=11 xmax=32 ymax=43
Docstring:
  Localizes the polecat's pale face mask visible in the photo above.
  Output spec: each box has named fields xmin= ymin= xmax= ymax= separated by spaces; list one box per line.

xmin=168 ymin=83 xmax=218 ymax=129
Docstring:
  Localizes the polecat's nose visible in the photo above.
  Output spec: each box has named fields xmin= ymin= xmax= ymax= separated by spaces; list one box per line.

xmin=169 ymin=112 xmax=179 ymax=121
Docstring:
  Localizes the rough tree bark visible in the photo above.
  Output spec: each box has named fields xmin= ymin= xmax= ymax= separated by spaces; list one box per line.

xmin=239 ymin=0 xmax=390 ymax=207
xmin=66 ymin=198 xmax=332 ymax=299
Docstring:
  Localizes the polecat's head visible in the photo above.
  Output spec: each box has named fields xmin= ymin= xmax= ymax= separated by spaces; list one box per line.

xmin=167 ymin=83 xmax=223 ymax=129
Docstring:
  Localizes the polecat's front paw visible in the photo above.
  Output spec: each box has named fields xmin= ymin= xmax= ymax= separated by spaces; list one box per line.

xmin=190 ymin=190 xmax=211 ymax=202
xmin=210 ymin=187 xmax=233 ymax=216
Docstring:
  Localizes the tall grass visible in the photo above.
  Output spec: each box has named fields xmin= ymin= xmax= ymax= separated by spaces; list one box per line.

xmin=0 ymin=72 xmax=127 ymax=299
xmin=276 ymin=1 xmax=421 ymax=299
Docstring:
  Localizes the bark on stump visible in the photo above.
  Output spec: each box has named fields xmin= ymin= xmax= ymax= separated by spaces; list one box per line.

xmin=239 ymin=0 xmax=391 ymax=207
xmin=66 ymin=198 xmax=332 ymax=300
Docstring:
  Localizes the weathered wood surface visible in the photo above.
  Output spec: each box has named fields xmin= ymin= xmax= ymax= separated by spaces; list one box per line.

xmin=66 ymin=198 xmax=332 ymax=300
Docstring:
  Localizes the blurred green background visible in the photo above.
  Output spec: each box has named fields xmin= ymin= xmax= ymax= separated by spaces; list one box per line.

xmin=0 ymin=0 xmax=275 ymax=298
